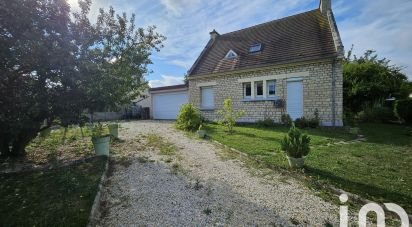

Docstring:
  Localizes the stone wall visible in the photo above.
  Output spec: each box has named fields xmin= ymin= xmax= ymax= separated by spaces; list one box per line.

xmin=188 ymin=60 xmax=343 ymax=126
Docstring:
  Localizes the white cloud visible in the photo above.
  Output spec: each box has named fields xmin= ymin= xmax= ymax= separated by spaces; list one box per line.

xmin=336 ymin=0 xmax=412 ymax=79
xmin=149 ymin=75 xmax=184 ymax=88
xmin=151 ymin=0 xmax=311 ymax=70
xmin=159 ymin=0 xmax=200 ymax=16
xmin=169 ymin=59 xmax=194 ymax=69
xmin=67 ymin=0 xmax=312 ymax=74
xmin=66 ymin=0 xmax=412 ymax=80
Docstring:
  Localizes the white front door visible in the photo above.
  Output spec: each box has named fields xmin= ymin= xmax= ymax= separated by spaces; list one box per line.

xmin=287 ymin=80 xmax=303 ymax=120
xmin=153 ymin=91 xmax=188 ymax=119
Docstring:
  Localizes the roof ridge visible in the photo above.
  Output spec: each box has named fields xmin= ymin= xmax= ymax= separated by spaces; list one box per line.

xmin=219 ymin=9 xmax=320 ymax=37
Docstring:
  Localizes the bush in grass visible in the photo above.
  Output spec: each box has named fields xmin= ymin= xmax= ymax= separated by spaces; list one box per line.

xmin=307 ymin=118 xmax=319 ymax=128
xmin=358 ymin=106 xmax=395 ymax=123
xmin=343 ymin=110 xmax=356 ymax=126
xmin=307 ymin=109 xmax=320 ymax=128
xmin=281 ymin=114 xmax=293 ymax=126
xmin=294 ymin=117 xmax=308 ymax=129
xmin=175 ymin=104 xmax=202 ymax=131
xmin=257 ymin=118 xmax=275 ymax=127
xmin=281 ymin=124 xmax=311 ymax=158
xmin=395 ymin=99 xmax=412 ymax=124
xmin=217 ymin=99 xmax=245 ymax=133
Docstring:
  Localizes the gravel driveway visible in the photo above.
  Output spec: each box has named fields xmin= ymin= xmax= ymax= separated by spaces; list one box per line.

xmin=98 ymin=121 xmax=339 ymax=226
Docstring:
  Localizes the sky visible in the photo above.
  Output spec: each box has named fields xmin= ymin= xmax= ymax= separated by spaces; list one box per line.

xmin=68 ymin=0 xmax=412 ymax=87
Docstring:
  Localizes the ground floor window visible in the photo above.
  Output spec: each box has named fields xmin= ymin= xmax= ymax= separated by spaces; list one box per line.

xmin=267 ymin=80 xmax=276 ymax=97
xmin=255 ymin=81 xmax=263 ymax=97
xmin=243 ymin=82 xmax=251 ymax=98
xmin=201 ymin=86 xmax=214 ymax=109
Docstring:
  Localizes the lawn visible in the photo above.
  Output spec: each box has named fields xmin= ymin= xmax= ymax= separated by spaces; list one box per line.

xmin=25 ymin=126 xmax=95 ymax=165
xmin=205 ymin=123 xmax=412 ymax=213
xmin=0 ymin=156 xmax=107 ymax=226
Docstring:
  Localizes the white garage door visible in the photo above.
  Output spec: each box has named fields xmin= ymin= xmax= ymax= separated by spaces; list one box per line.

xmin=153 ymin=91 xmax=188 ymax=119
xmin=287 ymin=80 xmax=303 ymax=120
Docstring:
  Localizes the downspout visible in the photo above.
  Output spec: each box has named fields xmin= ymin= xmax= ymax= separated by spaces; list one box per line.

xmin=326 ymin=8 xmax=344 ymax=127
xmin=332 ymin=59 xmax=336 ymax=127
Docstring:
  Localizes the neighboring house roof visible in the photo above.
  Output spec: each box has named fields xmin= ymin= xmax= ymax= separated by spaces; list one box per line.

xmin=188 ymin=9 xmax=338 ymax=77
xmin=149 ymin=84 xmax=188 ymax=92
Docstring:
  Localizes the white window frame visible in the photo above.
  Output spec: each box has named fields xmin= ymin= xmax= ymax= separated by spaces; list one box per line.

xmin=200 ymin=86 xmax=214 ymax=109
xmin=249 ymin=43 xmax=262 ymax=53
xmin=255 ymin=81 xmax=263 ymax=98
xmin=237 ymin=72 xmax=309 ymax=100
xmin=243 ymin=82 xmax=252 ymax=99
xmin=225 ymin=49 xmax=238 ymax=59
xmin=267 ymin=80 xmax=276 ymax=97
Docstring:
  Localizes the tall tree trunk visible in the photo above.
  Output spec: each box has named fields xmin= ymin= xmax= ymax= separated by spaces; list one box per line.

xmin=61 ymin=127 xmax=68 ymax=144
xmin=0 ymin=136 xmax=11 ymax=157
xmin=10 ymin=130 xmax=38 ymax=157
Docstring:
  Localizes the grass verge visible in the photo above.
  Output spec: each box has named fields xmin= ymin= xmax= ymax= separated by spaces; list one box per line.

xmin=0 ymin=156 xmax=107 ymax=226
xmin=205 ymin=123 xmax=412 ymax=213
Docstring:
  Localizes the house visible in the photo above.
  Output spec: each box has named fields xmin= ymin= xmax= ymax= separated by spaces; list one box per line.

xmin=151 ymin=0 xmax=344 ymax=126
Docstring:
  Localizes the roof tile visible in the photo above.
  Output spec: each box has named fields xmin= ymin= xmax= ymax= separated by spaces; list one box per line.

xmin=189 ymin=9 xmax=337 ymax=76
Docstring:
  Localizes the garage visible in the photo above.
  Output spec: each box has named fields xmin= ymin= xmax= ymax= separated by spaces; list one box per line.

xmin=150 ymin=84 xmax=188 ymax=120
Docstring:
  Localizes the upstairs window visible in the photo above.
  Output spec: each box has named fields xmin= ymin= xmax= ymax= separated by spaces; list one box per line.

xmin=243 ymin=82 xmax=251 ymax=98
xmin=249 ymin=43 xmax=262 ymax=53
xmin=225 ymin=49 xmax=238 ymax=59
xmin=255 ymin=81 xmax=263 ymax=97
xmin=267 ymin=80 xmax=276 ymax=97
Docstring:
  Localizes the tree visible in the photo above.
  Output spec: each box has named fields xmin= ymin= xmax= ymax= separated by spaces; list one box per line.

xmin=343 ymin=47 xmax=412 ymax=114
xmin=217 ymin=99 xmax=245 ymax=133
xmin=76 ymin=4 xmax=165 ymax=114
xmin=0 ymin=0 xmax=165 ymax=157
xmin=0 ymin=0 xmax=74 ymax=156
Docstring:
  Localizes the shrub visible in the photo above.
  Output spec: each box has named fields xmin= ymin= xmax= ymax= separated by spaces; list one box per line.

xmin=358 ymin=106 xmax=395 ymax=123
xmin=281 ymin=114 xmax=293 ymax=126
xmin=175 ymin=104 xmax=202 ymax=131
xmin=307 ymin=110 xmax=320 ymax=128
xmin=257 ymin=118 xmax=275 ymax=127
xmin=307 ymin=118 xmax=319 ymax=128
xmin=294 ymin=117 xmax=308 ymax=129
xmin=395 ymin=99 xmax=412 ymax=124
xmin=343 ymin=110 xmax=356 ymax=126
xmin=281 ymin=124 xmax=311 ymax=158
xmin=217 ymin=99 xmax=245 ymax=133
xmin=91 ymin=123 xmax=109 ymax=138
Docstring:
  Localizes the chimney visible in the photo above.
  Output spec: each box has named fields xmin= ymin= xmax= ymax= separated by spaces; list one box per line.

xmin=320 ymin=0 xmax=332 ymax=16
xmin=209 ymin=29 xmax=219 ymax=40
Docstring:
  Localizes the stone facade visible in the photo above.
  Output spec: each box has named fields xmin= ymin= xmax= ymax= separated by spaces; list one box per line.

xmin=188 ymin=60 xmax=343 ymax=126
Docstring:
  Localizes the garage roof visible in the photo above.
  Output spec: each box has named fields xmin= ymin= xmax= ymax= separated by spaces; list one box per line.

xmin=149 ymin=84 xmax=188 ymax=92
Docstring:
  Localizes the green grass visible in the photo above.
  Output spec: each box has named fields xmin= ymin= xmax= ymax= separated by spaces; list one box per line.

xmin=0 ymin=156 xmax=107 ymax=226
xmin=205 ymin=123 xmax=412 ymax=213
xmin=145 ymin=134 xmax=177 ymax=155
xmin=25 ymin=126 xmax=95 ymax=165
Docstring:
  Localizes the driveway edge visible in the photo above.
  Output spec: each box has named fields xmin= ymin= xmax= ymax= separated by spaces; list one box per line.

xmin=87 ymin=156 xmax=110 ymax=227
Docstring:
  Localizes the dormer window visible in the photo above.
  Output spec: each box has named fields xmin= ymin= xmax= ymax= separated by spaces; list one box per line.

xmin=249 ymin=43 xmax=262 ymax=53
xmin=225 ymin=49 xmax=238 ymax=59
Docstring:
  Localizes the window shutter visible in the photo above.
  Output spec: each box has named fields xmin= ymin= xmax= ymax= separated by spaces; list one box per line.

xmin=201 ymin=87 xmax=214 ymax=108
